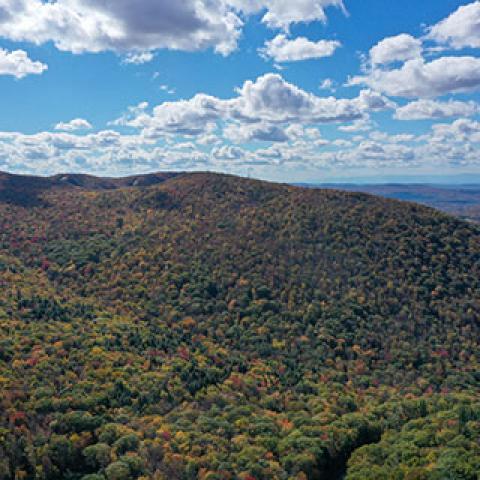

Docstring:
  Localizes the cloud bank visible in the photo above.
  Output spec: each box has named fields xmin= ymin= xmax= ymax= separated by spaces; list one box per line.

xmin=0 ymin=0 xmax=346 ymax=59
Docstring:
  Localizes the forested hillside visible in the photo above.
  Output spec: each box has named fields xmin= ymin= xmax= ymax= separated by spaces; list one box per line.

xmin=0 ymin=172 xmax=479 ymax=480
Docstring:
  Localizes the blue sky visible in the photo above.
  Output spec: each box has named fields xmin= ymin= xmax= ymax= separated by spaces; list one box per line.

xmin=0 ymin=0 xmax=480 ymax=182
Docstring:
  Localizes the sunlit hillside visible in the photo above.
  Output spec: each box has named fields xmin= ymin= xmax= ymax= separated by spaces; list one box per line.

xmin=0 ymin=172 xmax=479 ymax=479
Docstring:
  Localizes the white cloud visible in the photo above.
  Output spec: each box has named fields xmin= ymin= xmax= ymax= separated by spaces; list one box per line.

xmin=0 ymin=72 xmax=426 ymax=176
xmin=369 ymin=131 xmax=415 ymax=143
xmin=428 ymin=1 xmax=480 ymax=49
xmin=3 ymin=117 xmax=480 ymax=178
xmin=260 ymin=34 xmax=340 ymax=62
xmin=55 ymin=118 xmax=93 ymax=131
xmin=212 ymin=145 xmax=245 ymax=160
xmin=141 ymin=94 xmax=227 ymax=137
xmin=229 ymin=0 xmax=346 ymax=29
xmin=0 ymin=0 xmax=242 ymax=56
xmin=356 ymin=89 xmax=396 ymax=111
xmin=123 ymin=51 xmax=154 ymax=64
xmin=0 ymin=48 xmax=47 ymax=78
xmin=224 ymin=122 xmax=291 ymax=143
xmin=369 ymin=34 xmax=422 ymax=65
xmin=395 ymin=99 xmax=479 ymax=120
xmin=110 ymin=101 xmax=149 ymax=127
xmin=338 ymin=117 xmax=374 ymax=132
xmin=232 ymin=73 xmax=365 ymax=123
xmin=430 ymin=118 xmax=480 ymax=142
xmin=0 ymin=0 xmax=346 ymax=59
xmin=351 ymin=56 xmax=480 ymax=98
xmin=355 ymin=140 xmax=414 ymax=162
xmin=0 ymin=129 xmax=137 ymax=174
xmin=197 ymin=134 xmax=220 ymax=146
xmin=116 ymin=73 xmax=376 ymax=139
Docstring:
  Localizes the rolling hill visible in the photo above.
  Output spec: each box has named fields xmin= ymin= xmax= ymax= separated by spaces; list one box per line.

xmin=0 ymin=172 xmax=479 ymax=480
xmin=0 ymin=171 xmax=179 ymax=206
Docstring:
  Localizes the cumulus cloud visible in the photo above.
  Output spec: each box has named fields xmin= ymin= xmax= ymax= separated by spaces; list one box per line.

xmin=0 ymin=130 xmax=126 ymax=173
xmin=395 ymin=99 xmax=479 ymax=120
xmin=356 ymin=89 xmax=396 ymax=111
xmin=338 ymin=117 xmax=374 ymax=132
xmin=139 ymin=94 xmax=227 ymax=137
xmin=115 ymin=73 xmax=382 ymax=139
xmin=260 ymin=34 xmax=340 ymax=62
xmin=369 ymin=131 xmax=415 ymax=143
xmin=351 ymin=56 xmax=480 ymax=98
xmin=351 ymin=7 xmax=480 ymax=100
xmin=369 ymin=34 xmax=422 ymax=65
xmin=197 ymin=133 xmax=221 ymax=146
xmin=354 ymin=140 xmax=414 ymax=162
xmin=0 ymin=68 xmax=429 ymax=176
xmin=55 ymin=118 xmax=93 ymax=131
xmin=224 ymin=122 xmax=291 ymax=143
xmin=0 ymin=48 xmax=47 ymax=78
xmin=233 ymin=74 xmax=365 ymax=123
xmin=428 ymin=1 xmax=480 ymax=49
xmin=211 ymin=145 xmax=245 ymax=160
xmin=0 ymin=0 xmax=346 ymax=58
xmin=0 ymin=0 xmax=242 ymax=56
xmin=431 ymin=118 xmax=480 ymax=142
xmin=229 ymin=0 xmax=346 ymax=29
xmin=2 ymin=118 xmax=480 ymax=178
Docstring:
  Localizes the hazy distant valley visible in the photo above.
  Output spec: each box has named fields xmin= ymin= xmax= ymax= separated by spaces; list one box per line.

xmin=302 ymin=183 xmax=480 ymax=223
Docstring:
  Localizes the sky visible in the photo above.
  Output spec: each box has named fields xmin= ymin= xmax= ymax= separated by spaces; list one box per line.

xmin=1 ymin=1 xmax=480 ymax=182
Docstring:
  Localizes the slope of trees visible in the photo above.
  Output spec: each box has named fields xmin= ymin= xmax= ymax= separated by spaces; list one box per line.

xmin=0 ymin=172 xmax=479 ymax=479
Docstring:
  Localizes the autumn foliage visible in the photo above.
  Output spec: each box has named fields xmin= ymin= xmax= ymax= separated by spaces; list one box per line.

xmin=0 ymin=172 xmax=479 ymax=479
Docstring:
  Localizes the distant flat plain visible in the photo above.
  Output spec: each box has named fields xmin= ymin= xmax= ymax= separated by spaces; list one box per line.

xmin=301 ymin=184 xmax=480 ymax=223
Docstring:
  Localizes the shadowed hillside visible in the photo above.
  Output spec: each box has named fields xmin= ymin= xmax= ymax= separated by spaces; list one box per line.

xmin=0 ymin=172 xmax=479 ymax=480
xmin=0 ymin=171 xmax=180 ymax=206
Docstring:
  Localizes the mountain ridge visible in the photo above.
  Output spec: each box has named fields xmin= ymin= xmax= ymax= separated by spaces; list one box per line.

xmin=0 ymin=169 xmax=463 ymax=219
xmin=0 ymin=171 xmax=183 ymax=206
xmin=0 ymin=172 xmax=479 ymax=479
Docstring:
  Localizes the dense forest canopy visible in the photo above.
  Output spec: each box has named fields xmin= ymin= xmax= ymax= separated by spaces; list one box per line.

xmin=0 ymin=172 xmax=479 ymax=480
